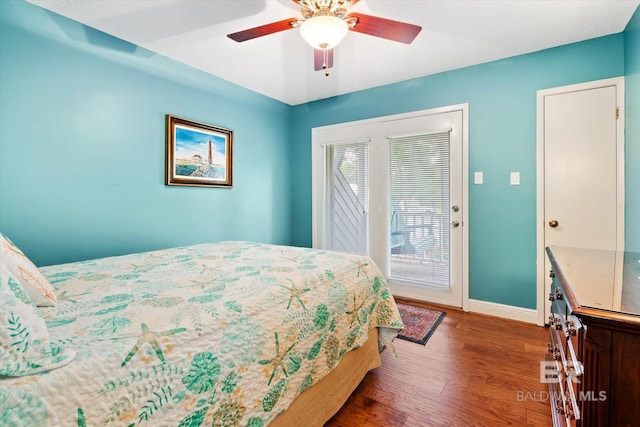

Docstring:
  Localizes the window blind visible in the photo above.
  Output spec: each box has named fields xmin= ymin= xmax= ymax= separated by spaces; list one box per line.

xmin=325 ymin=141 xmax=370 ymax=255
xmin=389 ymin=131 xmax=451 ymax=288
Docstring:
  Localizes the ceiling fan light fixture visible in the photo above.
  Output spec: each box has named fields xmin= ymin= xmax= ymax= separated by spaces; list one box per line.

xmin=299 ymin=15 xmax=348 ymax=49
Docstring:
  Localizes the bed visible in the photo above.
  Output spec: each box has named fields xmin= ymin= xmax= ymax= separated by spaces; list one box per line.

xmin=1 ymin=238 xmax=403 ymax=426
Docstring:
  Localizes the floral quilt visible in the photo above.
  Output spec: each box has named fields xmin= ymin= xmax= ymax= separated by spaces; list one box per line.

xmin=1 ymin=241 xmax=403 ymax=426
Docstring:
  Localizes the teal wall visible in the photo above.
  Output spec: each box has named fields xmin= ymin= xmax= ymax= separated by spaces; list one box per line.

xmin=0 ymin=0 xmax=292 ymax=266
xmin=1 ymin=0 xmax=637 ymax=310
xmin=625 ymin=7 xmax=640 ymax=253
xmin=290 ymin=34 xmax=626 ymax=309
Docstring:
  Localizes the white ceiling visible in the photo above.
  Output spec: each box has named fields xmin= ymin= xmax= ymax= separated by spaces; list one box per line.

xmin=27 ymin=0 xmax=639 ymax=106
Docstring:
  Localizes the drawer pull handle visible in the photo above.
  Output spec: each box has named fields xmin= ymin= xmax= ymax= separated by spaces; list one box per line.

xmin=554 ymin=288 xmax=563 ymax=301
xmin=549 ymin=288 xmax=563 ymax=301
xmin=552 ymin=345 xmax=561 ymax=360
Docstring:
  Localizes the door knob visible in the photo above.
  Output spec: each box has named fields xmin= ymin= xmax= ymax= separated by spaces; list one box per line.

xmin=549 ymin=219 xmax=559 ymax=228
xmin=451 ymin=221 xmax=460 ymax=227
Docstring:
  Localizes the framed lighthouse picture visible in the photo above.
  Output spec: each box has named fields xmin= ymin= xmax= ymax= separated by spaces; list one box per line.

xmin=165 ymin=115 xmax=233 ymax=188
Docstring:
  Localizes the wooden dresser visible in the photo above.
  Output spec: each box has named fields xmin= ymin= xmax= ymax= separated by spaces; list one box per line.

xmin=545 ymin=246 xmax=640 ymax=427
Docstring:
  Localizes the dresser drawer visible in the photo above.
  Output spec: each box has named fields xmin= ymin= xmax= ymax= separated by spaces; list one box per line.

xmin=546 ymin=246 xmax=640 ymax=426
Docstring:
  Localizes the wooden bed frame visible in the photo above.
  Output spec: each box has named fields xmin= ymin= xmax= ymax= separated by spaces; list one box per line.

xmin=271 ymin=328 xmax=380 ymax=426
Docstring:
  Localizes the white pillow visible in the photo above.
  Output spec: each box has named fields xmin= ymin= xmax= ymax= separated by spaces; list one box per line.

xmin=0 ymin=262 xmax=75 ymax=376
xmin=0 ymin=232 xmax=57 ymax=306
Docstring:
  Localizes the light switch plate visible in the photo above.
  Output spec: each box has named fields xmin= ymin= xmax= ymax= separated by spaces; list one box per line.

xmin=510 ymin=172 xmax=520 ymax=185
xmin=474 ymin=171 xmax=483 ymax=184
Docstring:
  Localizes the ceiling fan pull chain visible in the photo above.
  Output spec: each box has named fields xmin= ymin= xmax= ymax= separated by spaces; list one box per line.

xmin=323 ymin=47 xmax=330 ymax=76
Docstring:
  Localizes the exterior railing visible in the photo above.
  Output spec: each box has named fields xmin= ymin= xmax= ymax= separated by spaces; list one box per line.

xmin=391 ymin=208 xmax=448 ymax=263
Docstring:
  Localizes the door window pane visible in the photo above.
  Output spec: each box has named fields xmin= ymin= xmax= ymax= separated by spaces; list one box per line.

xmin=326 ymin=142 xmax=369 ymax=255
xmin=389 ymin=132 xmax=450 ymax=287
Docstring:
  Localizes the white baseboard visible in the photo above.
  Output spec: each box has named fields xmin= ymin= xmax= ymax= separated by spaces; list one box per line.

xmin=468 ymin=299 xmax=538 ymax=324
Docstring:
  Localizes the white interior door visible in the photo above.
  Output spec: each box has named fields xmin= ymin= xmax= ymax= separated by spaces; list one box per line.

xmin=537 ymin=78 xmax=625 ymax=324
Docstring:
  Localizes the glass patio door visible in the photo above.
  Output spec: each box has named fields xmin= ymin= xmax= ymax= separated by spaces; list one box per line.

xmin=312 ymin=106 xmax=467 ymax=308
xmin=380 ymin=109 xmax=463 ymax=307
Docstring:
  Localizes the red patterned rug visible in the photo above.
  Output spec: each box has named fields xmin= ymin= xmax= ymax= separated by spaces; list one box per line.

xmin=396 ymin=303 xmax=446 ymax=345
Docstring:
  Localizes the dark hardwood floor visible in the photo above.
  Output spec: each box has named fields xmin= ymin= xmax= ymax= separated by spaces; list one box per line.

xmin=326 ymin=299 xmax=552 ymax=426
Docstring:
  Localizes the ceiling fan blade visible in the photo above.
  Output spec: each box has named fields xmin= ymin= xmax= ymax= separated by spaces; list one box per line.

xmin=227 ymin=18 xmax=299 ymax=42
xmin=347 ymin=12 xmax=421 ymax=44
xmin=314 ymin=48 xmax=334 ymax=71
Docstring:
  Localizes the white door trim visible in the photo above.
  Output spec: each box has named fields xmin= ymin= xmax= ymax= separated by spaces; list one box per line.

xmin=536 ymin=77 xmax=625 ymax=326
xmin=311 ymin=104 xmax=469 ymax=311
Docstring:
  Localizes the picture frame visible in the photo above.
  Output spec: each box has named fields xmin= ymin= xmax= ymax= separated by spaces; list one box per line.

xmin=165 ymin=115 xmax=233 ymax=188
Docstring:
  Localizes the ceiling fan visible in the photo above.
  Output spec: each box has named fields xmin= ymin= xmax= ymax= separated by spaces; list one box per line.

xmin=227 ymin=0 xmax=422 ymax=76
